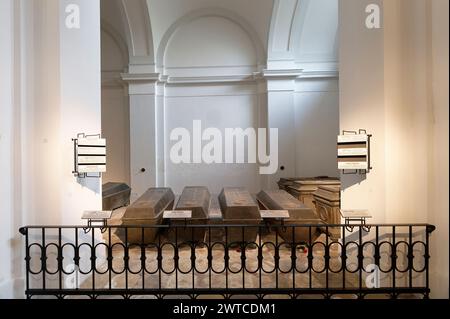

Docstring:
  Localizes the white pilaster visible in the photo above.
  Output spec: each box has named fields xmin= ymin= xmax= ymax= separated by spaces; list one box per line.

xmin=122 ymin=72 xmax=159 ymax=200
xmin=263 ymin=69 xmax=302 ymax=187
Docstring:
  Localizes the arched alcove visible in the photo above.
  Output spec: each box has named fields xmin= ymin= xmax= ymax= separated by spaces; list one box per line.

xmin=164 ymin=16 xmax=257 ymax=74
xmin=157 ymin=8 xmax=266 ymax=74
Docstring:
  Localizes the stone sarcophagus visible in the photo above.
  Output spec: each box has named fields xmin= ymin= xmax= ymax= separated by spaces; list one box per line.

xmin=286 ymin=177 xmax=340 ymax=211
xmin=256 ymin=189 xmax=322 ymax=244
xmin=277 ymin=177 xmax=303 ymax=191
xmin=102 ymin=182 xmax=131 ymax=211
xmin=219 ymin=187 xmax=262 ymax=244
xmin=167 ymin=186 xmax=210 ymax=243
xmin=207 ymin=195 xmax=224 ymax=242
xmin=313 ymin=185 xmax=341 ymax=240
xmin=120 ymin=188 xmax=175 ymax=243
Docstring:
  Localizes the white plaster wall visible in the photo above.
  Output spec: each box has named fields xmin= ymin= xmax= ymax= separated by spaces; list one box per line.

xmin=17 ymin=0 xmax=102 ymax=227
xmin=0 ymin=0 xmax=14 ymax=298
xmin=22 ymin=0 xmax=62 ymax=226
xmin=164 ymin=86 xmax=261 ymax=194
xmin=294 ymin=78 xmax=339 ymax=178
xmin=429 ymin=0 xmax=449 ymax=299
xmin=266 ymin=82 xmax=296 ymax=187
xmin=101 ymin=30 xmax=126 ymax=72
xmin=161 ymin=13 xmax=262 ymax=195
xmin=165 ymin=16 xmax=256 ymax=70
xmin=101 ymin=28 xmax=130 ymax=185
xmin=383 ymin=0 xmax=448 ymax=297
xmin=101 ymin=88 xmax=130 ymax=185
xmin=0 ymin=0 xmax=102 ymax=298
xmin=340 ymin=0 xmax=449 ymax=297
xmin=100 ymin=0 xmax=128 ymax=51
xmin=382 ymin=1 xmax=449 ymax=298
xmin=59 ymin=0 xmax=102 ymax=225
xmin=339 ymin=0 xmax=386 ymax=223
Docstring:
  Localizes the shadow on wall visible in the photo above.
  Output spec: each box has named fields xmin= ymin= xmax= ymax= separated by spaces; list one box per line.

xmin=341 ymin=173 xmax=367 ymax=191
xmin=77 ymin=177 xmax=101 ymax=195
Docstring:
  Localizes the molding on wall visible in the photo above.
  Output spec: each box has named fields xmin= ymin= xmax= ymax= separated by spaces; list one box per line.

xmin=119 ymin=68 xmax=338 ymax=86
xmin=261 ymin=68 xmax=303 ymax=79
xmin=299 ymin=70 xmax=339 ymax=79
xmin=164 ymin=64 xmax=257 ymax=70
xmin=121 ymin=72 xmax=160 ymax=82
xmin=102 ymin=71 xmax=125 ymax=88
xmin=164 ymin=74 xmax=256 ymax=85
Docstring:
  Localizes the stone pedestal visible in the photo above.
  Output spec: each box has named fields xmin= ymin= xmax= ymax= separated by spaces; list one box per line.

xmin=313 ymin=185 xmax=341 ymax=240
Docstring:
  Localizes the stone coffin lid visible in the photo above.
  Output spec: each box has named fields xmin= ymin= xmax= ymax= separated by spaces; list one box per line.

xmin=291 ymin=177 xmax=340 ymax=192
xmin=219 ymin=187 xmax=261 ymax=220
xmin=277 ymin=177 xmax=303 ymax=186
xmin=208 ymin=195 xmax=223 ymax=220
xmin=175 ymin=186 xmax=210 ymax=219
xmin=102 ymin=182 xmax=130 ymax=198
xmin=122 ymin=188 xmax=175 ymax=220
xmin=256 ymin=189 xmax=317 ymax=220
xmin=313 ymin=185 xmax=340 ymax=202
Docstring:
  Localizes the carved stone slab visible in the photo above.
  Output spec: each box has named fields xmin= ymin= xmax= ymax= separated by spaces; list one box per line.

xmin=175 ymin=186 xmax=210 ymax=219
xmin=163 ymin=210 xmax=192 ymax=219
xmin=259 ymin=210 xmax=290 ymax=219
xmin=219 ymin=187 xmax=261 ymax=220
xmin=340 ymin=209 xmax=371 ymax=219
xmin=82 ymin=210 xmax=112 ymax=220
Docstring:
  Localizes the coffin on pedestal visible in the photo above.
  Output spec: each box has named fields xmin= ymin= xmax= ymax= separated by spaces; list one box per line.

xmin=219 ymin=187 xmax=262 ymax=244
xmin=313 ymin=185 xmax=341 ymax=240
xmin=102 ymin=182 xmax=131 ymax=210
xmin=166 ymin=186 xmax=210 ymax=243
xmin=286 ymin=177 xmax=340 ymax=211
xmin=256 ymin=189 xmax=322 ymax=244
xmin=120 ymin=188 xmax=175 ymax=243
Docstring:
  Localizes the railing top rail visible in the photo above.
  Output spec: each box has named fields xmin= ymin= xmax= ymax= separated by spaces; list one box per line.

xmin=19 ymin=223 xmax=436 ymax=235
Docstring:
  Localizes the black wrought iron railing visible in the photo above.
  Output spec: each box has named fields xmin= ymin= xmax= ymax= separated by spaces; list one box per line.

xmin=19 ymin=223 xmax=435 ymax=299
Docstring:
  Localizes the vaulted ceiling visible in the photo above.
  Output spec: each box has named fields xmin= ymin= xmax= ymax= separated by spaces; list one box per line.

xmin=101 ymin=0 xmax=338 ymax=74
